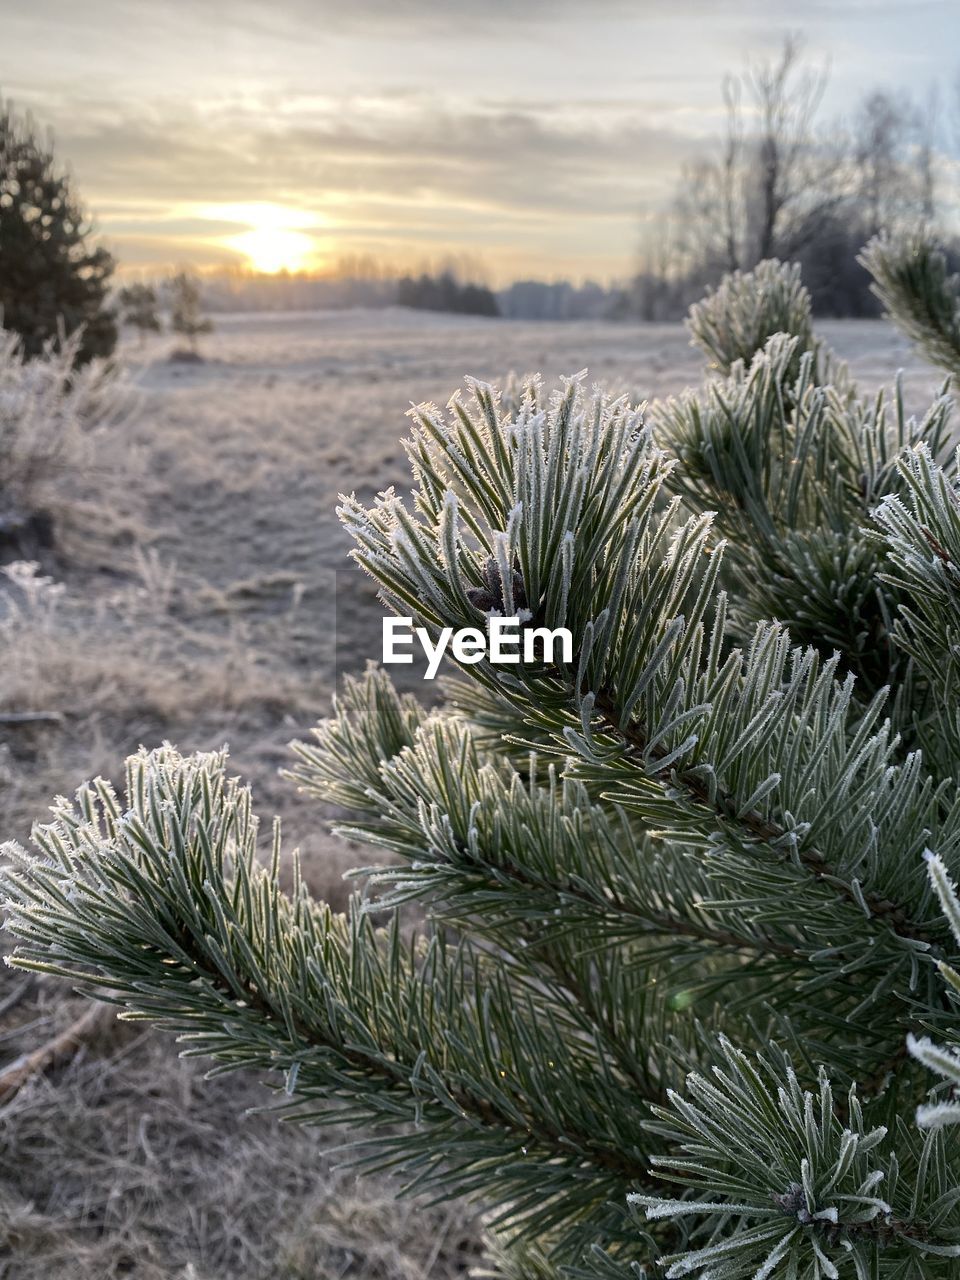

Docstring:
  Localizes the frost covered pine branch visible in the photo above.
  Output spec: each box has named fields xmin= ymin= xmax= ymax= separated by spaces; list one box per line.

xmin=860 ymin=231 xmax=960 ymax=380
xmin=8 ymin=261 xmax=960 ymax=1278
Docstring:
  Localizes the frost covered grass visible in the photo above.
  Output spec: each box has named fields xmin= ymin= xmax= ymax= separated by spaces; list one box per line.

xmin=0 ymin=329 xmax=139 ymax=551
xmin=0 ymin=557 xmax=301 ymax=841
xmin=1 ymin=1011 xmax=484 ymax=1279
xmin=0 ymin=308 xmax=944 ymax=1279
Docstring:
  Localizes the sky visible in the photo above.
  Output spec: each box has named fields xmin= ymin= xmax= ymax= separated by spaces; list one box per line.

xmin=4 ymin=0 xmax=960 ymax=284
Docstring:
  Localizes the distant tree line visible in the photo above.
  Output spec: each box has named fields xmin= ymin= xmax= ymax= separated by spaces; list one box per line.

xmin=396 ymin=271 xmax=499 ymax=317
xmin=631 ymin=36 xmax=955 ymax=320
xmin=176 ymin=266 xmax=503 ymax=317
xmin=498 ymin=280 xmax=616 ymax=321
xmin=174 ymin=268 xmax=627 ymax=321
xmin=199 ymin=263 xmax=398 ymax=313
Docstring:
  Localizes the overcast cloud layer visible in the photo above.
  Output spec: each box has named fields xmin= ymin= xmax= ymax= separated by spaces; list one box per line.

xmin=4 ymin=0 xmax=959 ymax=281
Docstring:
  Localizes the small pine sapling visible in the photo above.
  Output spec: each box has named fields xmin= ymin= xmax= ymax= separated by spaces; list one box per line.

xmin=117 ymin=283 xmax=161 ymax=345
xmin=168 ymin=271 xmax=212 ymax=357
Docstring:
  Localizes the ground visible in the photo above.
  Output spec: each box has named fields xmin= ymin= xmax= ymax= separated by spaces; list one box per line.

xmin=0 ymin=309 xmax=944 ymax=1279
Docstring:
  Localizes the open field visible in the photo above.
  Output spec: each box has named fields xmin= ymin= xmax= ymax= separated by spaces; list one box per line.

xmin=0 ymin=310 xmax=945 ymax=1278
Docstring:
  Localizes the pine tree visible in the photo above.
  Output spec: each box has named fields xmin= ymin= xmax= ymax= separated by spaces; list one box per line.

xmin=9 ymin=261 xmax=960 ymax=1277
xmin=0 ymin=100 xmax=116 ymax=366
xmin=168 ymin=271 xmax=212 ymax=355
xmin=117 ymin=282 xmax=161 ymax=344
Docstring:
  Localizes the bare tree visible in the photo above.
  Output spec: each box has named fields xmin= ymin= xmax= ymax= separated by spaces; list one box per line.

xmin=744 ymin=36 xmax=841 ymax=263
xmin=856 ymin=90 xmax=909 ymax=236
xmin=663 ymin=36 xmax=841 ymax=284
xmin=636 ymin=37 xmax=946 ymax=320
xmin=632 ymin=219 xmax=678 ymax=321
xmin=853 ymin=88 xmax=937 ymax=237
xmin=917 ymin=86 xmax=939 ymax=222
xmin=719 ymin=74 xmax=743 ymax=272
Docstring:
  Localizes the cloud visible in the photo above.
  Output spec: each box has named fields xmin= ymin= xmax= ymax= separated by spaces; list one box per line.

xmin=59 ymin=93 xmax=701 ymax=208
xmin=11 ymin=89 xmax=703 ymax=276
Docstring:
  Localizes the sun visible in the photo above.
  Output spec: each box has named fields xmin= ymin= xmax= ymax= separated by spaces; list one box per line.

xmin=230 ymin=225 xmax=314 ymax=274
xmin=207 ymin=202 xmax=320 ymax=274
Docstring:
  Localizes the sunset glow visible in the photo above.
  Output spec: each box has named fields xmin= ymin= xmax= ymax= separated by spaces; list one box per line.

xmin=230 ymin=225 xmax=315 ymax=273
xmin=213 ymin=203 xmax=320 ymax=274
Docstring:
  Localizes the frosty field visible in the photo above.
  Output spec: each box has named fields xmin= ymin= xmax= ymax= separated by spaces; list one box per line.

xmin=0 ymin=309 xmax=944 ymax=1279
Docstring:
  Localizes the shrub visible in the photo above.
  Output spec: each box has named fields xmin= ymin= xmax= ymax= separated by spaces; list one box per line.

xmin=0 ymin=328 xmax=130 ymax=546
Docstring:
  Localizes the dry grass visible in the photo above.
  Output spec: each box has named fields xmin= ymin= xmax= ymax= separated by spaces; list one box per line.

xmin=0 ymin=330 xmax=144 ymax=556
xmin=0 ymin=558 xmax=296 ymax=836
xmin=0 ymin=995 xmax=484 ymax=1280
xmin=0 ymin=311 xmax=945 ymax=1278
